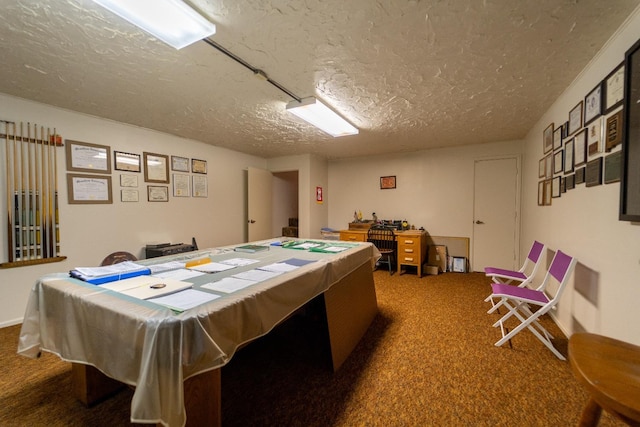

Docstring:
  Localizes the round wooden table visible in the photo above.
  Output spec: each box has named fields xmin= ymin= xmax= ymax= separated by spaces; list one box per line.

xmin=569 ymin=332 xmax=640 ymax=426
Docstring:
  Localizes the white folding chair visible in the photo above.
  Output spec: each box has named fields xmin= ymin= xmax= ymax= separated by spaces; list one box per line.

xmin=484 ymin=240 xmax=546 ymax=314
xmin=489 ymin=249 xmax=577 ymax=360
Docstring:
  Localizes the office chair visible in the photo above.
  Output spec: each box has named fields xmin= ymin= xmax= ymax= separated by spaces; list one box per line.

xmin=489 ymin=249 xmax=577 ymax=360
xmin=484 ymin=240 xmax=546 ymax=314
xmin=367 ymin=225 xmax=396 ymax=275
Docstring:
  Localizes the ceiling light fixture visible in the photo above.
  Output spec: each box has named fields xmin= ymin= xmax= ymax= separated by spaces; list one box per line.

xmin=91 ymin=0 xmax=216 ymax=49
xmin=286 ymin=97 xmax=359 ymax=137
xmin=203 ymin=39 xmax=359 ymax=138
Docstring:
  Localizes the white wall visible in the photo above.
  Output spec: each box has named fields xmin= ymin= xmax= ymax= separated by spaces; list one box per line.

xmin=521 ymin=7 xmax=640 ymax=346
xmin=328 ymin=140 xmax=524 ymax=248
xmin=0 ymin=94 xmax=267 ymax=326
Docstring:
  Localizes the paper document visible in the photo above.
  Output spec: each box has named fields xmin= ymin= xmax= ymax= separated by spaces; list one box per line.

xmin=100 ymin=276 xmax=193 ymax=299
xmin=201 ymin=277 xmax=257 ymax=293
xmin=147 ymin=261 xmax=186 ymax=274
xmin=70 ymin=261 xmax=151 ymax=284
xmin=220 ymin=258 xmax=260 ymax=267
xmin=187 ymin=262 xmax=235 ymax=273
xmin=148 ymin=289 xmax=220 ymax=312
xmin=258 ymin=262 xmax=299 ymax=273
xmin=153 ymin=268 xmax=205 ymax=281
xmin=232 ymin=269 xmax=283 ymax=282
xmin=282 ymin=258 xmax=316 ymax=267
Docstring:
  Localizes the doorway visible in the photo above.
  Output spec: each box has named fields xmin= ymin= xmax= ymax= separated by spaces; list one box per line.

xmin=472 ymin=156 xmax=520 ymax=272
xmin=247 ymin=167 xmax=299 ymax=242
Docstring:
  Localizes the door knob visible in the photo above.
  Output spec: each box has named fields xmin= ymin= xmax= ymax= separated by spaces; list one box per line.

xmin=475 ymin=220 xmax=485 ymax=224
xmin=248 ymin=219 xmax=256 ymax=224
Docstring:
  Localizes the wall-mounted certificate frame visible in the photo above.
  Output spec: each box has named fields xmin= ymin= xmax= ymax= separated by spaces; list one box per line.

xmin=584 ymin=82 xmax=603 ymax=126
xmin=119 ymin=174 xmax=138 ymax=188
xmin=147 ymin=185 xmax=169 ymax=202
xmin=191 ymin=158 xmax=207 ymax=174
xmin=67 ymin=173 xmax=113 ymax=204
xmin=544 ymin=179 xmax=552 ymax=205
xmin=564 ymin=139 xmax=574 ymax=173
xmin=587 ymin=117 xmax=603 ymax=157
xmin=143 ymin=152 xmax=169 ymax=183
xmin=544 ymin=154 xmax=553 ymax=179
xmin=553 ymin=127 xmax=562 ymax=151
xmin=553 ymin=150 xmax=563 ymax=174
xmin=114 ymin=151 xmax=140 ymax=172
xmin=604 ymin=150 xmax=622 ymax=184
xmin=543 ymin=123 xmax=554 ymax=154
xmin=537 ymin=180 xmax=545 ymax=206
xmin=566 ymin=174 xmax=576 ymax=190
xmin=568 ymin=101 xmax=583 ymax=136
xmin=585 ymin=157 xmax=603 ymax=187
xmin=575 ymin=167 xmax=586 ymax=185
xmin=380 ymin=175 xmax=396 ymax=189
xmin=605 ymin=110 xmax=623 ymax=152
xmin=172 ymin=173 xmax=190 ymax=197
xmin=65 ymin=140 xmax=111 ymax=174
xmin=574 ymin=129 xmax=587 ymax=167
xmin=171 ymin=155 xmax=190 ymax=172
xmin=603 ymin=62 xmax=624 ymax=114
xmin=551 ymin=176 xmax=561 ymax=198
xmin=538 ymin=158 xmax=546 ymax=178
xmin=192 ymin=175 xmax=208 ymax=197
xmin=121 ymin=189 xmax=139 ymax=202
xmin=620 ymin=38 xmax=640 ymax=221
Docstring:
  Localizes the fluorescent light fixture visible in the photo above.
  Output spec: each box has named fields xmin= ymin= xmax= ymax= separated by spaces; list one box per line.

xmin=91 ymin=0 xmax=216 ymax=49
xmin=286 ymin=97 xmax=359 ymax=137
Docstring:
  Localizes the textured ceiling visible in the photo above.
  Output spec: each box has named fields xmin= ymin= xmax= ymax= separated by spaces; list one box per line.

xmin=1 ymin=0 xmax=638 ymax=159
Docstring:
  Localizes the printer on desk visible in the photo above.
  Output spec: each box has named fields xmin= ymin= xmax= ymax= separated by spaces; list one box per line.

xmin=145 ymin=237 xmax=198 ymax=258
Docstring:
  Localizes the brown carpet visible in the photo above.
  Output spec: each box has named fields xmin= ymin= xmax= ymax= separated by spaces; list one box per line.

xmin=0 ymin=271 xmax=625 ymax=426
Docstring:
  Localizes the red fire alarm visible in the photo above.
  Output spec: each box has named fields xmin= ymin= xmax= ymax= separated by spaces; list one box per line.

xmin=316 ymin=186 xmax=323 ymax=203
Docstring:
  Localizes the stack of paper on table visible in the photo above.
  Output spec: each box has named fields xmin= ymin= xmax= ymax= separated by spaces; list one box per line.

xmin=70 ymin=261 xmax=151 ymax=285
xmin=100 ymin=276 xmax=193 ymax=299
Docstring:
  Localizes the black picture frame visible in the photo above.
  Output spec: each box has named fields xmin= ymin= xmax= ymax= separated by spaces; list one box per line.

xmin=603 ymin=62 xmax=625 ymax=114
xmin=552 ymin=176 xmax=561 ymax=198
xmin=575 ymin=167 xmax=586 ymax=185
xmin=380 ymin=176 xmax=396 ymax=189
xmin=584 ymin=82 xmax=603 ymax=126
xmin=553 ymin=127 xmax=563 ymax=151
xmin=605 ymin=150 xmax=622 ymax=184
xmin=585 ymin=157 xmax=603 ymax=188
xmin=568 ymin=101 xmax=583 ymax=136
xmin=543 ymin=123 xmax=554 ymax=154
xmin=620 ymin=37 xmax=640 ymax=221
xmin=553 ymin=150 xmax=563 ymax=175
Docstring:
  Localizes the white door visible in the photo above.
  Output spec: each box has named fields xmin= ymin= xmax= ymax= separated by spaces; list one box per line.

xmin=248 ymin=167 xmax=273 ymax=242
xmin=472 ymin=157 xmax=519 ymax=272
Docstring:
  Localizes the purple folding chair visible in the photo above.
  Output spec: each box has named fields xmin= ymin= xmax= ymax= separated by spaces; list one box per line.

xmin=489 ymin=249 xmax=577 ymax=360
xmin=484 ymin=240 xmax=546 ymax=314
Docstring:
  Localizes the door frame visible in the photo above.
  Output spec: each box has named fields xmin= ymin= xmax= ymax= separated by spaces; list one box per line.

xmin=471 ymin=155 xmax=522 ymax=272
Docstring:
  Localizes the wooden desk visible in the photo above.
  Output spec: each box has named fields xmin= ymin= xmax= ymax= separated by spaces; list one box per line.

xmin=339 ymin=229 xmax=427 ymax=276
xmin=19 ymin=242 xmax=378 ymax=426
xmin=568 ymin=332 xmax=640 ymax=427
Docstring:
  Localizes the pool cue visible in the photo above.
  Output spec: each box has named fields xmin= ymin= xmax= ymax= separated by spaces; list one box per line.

xmin=26 ymin=122 xmax=34 ymax=259
xmin=4 ymin=121 xmax=14 ymax=262
xmin=11 ymin=122 xmax=19 ymax=261
xmin=34 ymin=125 xmax=42 ymax=258
xmin=46 ymin=127 xmax=54 ymax=258
xmin=41 ymin=127 xmax=49 ymax=259
xmin=16 ymin=122 xmax=25 ymax=260
xmin=52 ymin=128 xmax=58 ymax=256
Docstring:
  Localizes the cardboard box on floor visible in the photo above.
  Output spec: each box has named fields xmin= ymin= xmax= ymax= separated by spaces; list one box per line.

xmin=427 ymin=245 xmax=447 ymax=274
